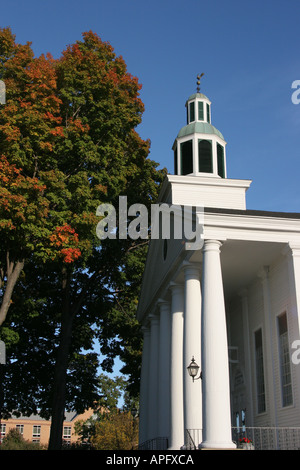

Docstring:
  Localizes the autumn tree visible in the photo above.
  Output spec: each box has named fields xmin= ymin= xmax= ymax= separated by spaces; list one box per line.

xmin=0 ymin=28 xmax=165 ymax=450
xmin=0 ymin=156 xmax=49 ymax=325
xmin=90 ymin=411 xmax=139 ymax=450
xmin=74 ymin=374 xmax=139 ymax=450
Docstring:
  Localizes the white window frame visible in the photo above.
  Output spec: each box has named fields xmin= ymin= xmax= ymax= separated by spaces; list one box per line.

xmin=16 ymin=424 xmax=24 ymax=435
xmin=32 ymin=424 xmax=41 ymax=439
xmin=63 ymin=426 xmax=72 ymax=440
xmin=277 ymin=312 xmax=293 ymax=407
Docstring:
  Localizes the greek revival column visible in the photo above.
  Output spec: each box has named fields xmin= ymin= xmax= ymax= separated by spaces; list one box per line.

xmin=139 ymin=326 xmax=151 ymax=445
xmin=259 ymin=267 xmax=277 ymax=427
xmin=148 ymin=313 xmax=160 ymax=440
xmin=200 ymin=240 xmax=236 ymax=449
xmin=284 ymin=244 xmax=300 ymax=403
xmin=239 ymin=289 xmax=254 ymax=426
xmin=169 ymin=284 xmax=184 ymax=449
xmin=183 ymin=264 xmax=202 ymax=445
xmin=157 ymin=300 xmax=171 ymax=440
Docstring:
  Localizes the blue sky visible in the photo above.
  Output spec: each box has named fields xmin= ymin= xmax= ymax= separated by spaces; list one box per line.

xmin=1 ymin=0 xmax=300 ymax=392
xmin=2 ymin=0 xmax=300 ymax=213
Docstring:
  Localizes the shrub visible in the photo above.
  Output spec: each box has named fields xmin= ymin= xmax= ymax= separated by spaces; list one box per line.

xmin=0 ymin=428 xmax=45 ymax=450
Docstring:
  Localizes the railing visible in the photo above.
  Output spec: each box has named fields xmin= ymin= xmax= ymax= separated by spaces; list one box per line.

xmin=139 ymin=427 xmax=300 ymax=450
xmin=184 ymin=429 xmax=202 ymax=450
xmin=138 ymin=437 xmax=169 ymax=450
xmin=186 ymin=427 xmax=300 ymax=450
xmin=232 ymin=427 xmax=300 ymax=450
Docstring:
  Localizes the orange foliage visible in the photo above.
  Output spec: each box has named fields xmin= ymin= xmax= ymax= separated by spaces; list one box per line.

xmin=50 ymin=225 xmax=81 ymax=263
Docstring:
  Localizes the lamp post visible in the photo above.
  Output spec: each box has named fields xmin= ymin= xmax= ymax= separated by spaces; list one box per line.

xmin=130 ymin=406 xmax=139 ymax=450
xmin=187 ymin=356 xmax=202 ymax=382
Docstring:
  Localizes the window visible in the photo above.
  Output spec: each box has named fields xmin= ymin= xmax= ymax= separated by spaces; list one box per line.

xmin=198 ymin=139 xmax=212 ymax=173
xmin=278 ymin=313 xmax=293 ymax=407
xmin=189 ymin=102 xmax=195 ymax=122
xmin=32 ymin=425 xmax=41 ymax=440
xmin=180 ymin=140 xmax=193 ymax=175
xmin=206 ymin=103 xmax=210 ymax=123
xmin=63 ymin=426 xmax=72 ymax=440
xmin=16 ymin=424 xmax=24 ymax=435
xmin=217 ymin=144 xmax=225 ymax=178
xmin=198 ymin=101 xmax=204 ymax=120
xmin=255 ymin=329 xmax=266 ymax=413
xmin=1 ymin=423 xmax=6 ymax=440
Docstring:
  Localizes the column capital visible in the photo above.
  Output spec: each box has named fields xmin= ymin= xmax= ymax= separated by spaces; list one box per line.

xmin=141 ymin=325 xmax=150 ymax=336
xmin=169 ymin=282 xmax=184 ymax=294
xmin=282 ymin=243 xmax=300 ymax=258
xmin=182 ymin=260 xmax=201 ymax=277
xmin=157 ymin=299 xmax=171 ymax=316
xmin=157 ymin=298 xmax=170 ymax=306
xmin=148 ymin=312 xmax=159 ymax=325
xmin=202 ymin=239 xmax=223 ymax=252
xmin=141 ymin=324 xmax=150 ymax=331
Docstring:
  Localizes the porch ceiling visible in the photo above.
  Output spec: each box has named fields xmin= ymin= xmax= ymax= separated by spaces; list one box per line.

xmin=187 ymin=239 xmax=286 ymax=300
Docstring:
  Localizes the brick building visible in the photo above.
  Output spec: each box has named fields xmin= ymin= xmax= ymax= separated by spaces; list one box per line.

xmin=0 ymin=409 xmax=95 ymax=446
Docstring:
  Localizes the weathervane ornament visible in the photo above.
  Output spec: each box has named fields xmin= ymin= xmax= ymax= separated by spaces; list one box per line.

xmin=196 ymin=73 xmax=204 ymax=93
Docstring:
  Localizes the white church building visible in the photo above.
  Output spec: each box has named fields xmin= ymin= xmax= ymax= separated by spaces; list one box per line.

xmin=136 ymin=86 xmax=300 ymax=450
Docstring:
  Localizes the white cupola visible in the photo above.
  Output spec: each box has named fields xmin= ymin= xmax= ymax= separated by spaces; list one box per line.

xmin=159 ymin=77 xmax=252 ymax=211
xmin=173 ymin=77 xmax=227 ymax=178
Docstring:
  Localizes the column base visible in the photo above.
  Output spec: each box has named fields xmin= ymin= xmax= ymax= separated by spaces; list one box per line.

xmin=199 ymin=448 xmax=242 ymax=451
xmin=199 ymin=441 xmax=236 ymax=450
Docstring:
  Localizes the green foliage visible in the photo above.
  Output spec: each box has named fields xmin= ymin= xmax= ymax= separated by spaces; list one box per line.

xmin=90 ymin=411 xmax=139 ymax=450
xmin=97 ymin=373 xmax=127 ymax=410
xmin=0 ymin=428 xmax=45 ymax=450
xmin=71 ymin=373 xmax=140 ymax=450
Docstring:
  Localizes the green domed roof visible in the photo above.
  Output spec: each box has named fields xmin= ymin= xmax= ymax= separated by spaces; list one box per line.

xmin=177 ymin=121 xmax=224 ymax=140
xmin=186 ymin=92 xmax=209 ymax=102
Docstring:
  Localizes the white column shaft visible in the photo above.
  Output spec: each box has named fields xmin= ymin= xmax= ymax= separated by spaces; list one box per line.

xmin=169 ymin=285 xmax=184 ymax=449
xmin=240 ymin=291 xmax=254 ymax=426
xmin=201 ymin=240 xmax=235 ymax=449
xmin=139 ymin=326 xmax=151 ymax=444
xmin=158 ymin=300 xmax=171 ymax=439
xmin=183 ymin=265 xmax=202 ymax=443
xmin=148 ymin=314 xmax=160 ymax=440
xmin=260 ymin=267 xmax=277 ymax=426
xmin=285 ymin=245 xmax=300 ymax=407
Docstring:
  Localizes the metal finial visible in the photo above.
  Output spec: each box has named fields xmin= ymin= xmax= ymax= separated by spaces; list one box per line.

xmin=196 ymin=73 xmax=204 ymax=93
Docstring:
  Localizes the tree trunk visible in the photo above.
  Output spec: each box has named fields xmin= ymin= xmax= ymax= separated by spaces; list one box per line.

xmin=48 ymin=268 xmax=74 ymax=450
xmin=0 ymin=255 xmax=24 ymax=326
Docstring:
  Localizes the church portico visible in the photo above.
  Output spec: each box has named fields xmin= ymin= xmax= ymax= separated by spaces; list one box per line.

xmin=137 ymin=83 xmax=300 ymax=450
xmin=138 ymin=236 xmax=300 ymax=449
